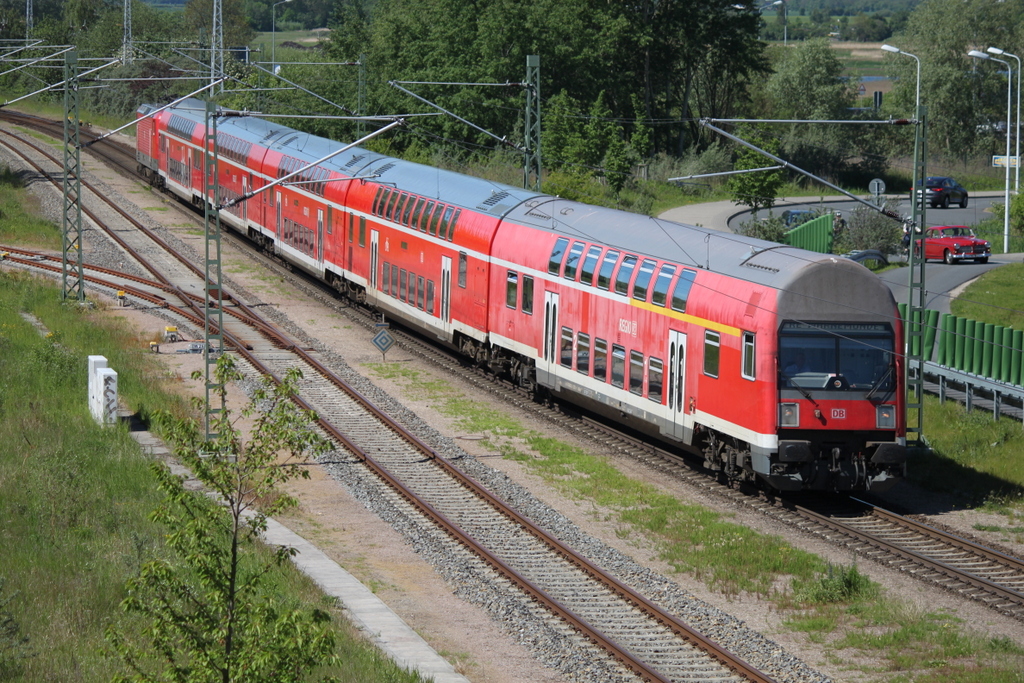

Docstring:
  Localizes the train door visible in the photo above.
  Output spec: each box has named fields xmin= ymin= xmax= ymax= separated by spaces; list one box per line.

xmin=369 ymin=230 xmax=379 ymax=292
xmin=317 ymin=209 xmax=325 ymax=267
xmin=243 ymin=175 xmax=250 ymax=227
xmin=440 ymin=255 xmax=452 ymax=339
xmin=275 ymin=191 xmax=282 ymax=239
xmin=538 ymin=291 xmax=559 ymax=388
xmin=667 ymin=330 xmax=688 ymax=441
xmin=185 ymin=149 xmax=192 ymax=190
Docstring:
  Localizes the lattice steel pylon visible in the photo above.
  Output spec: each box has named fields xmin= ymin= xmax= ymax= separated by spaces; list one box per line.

xmin=25 ymin=0 xmax=32 ymax=39
xmin=204 ymin=100 xmax=225 ymax=440
xmin=62 ymin=49 xmax=85 ymax=302
xmin=210 ymin=0 xmax=223 ymax=88
xmin=122 ymin=0 xmax=133 ymax=66
xmin=905 ymin=105 xmax=928 ymax=448
xmin=524 ymin=55 xmax=541 ymax=191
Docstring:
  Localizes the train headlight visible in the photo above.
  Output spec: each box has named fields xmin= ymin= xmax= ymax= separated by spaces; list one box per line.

xmin=876 ymin=404 xmax=896 ymax=429
xmin=779 ymin=402 xmax=799 ymax=427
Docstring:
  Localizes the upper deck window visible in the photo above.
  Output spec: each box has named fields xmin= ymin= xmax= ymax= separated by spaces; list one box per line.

xmin=548 ymin=238 xmax=570 ymax=275
xmin=670 ymin=269 xmax=697 ymax=313
xmin=580 ymin=246 xmax=602 ymax=285
xmin=596 ymin=250 xmax=620 ymax=290
xmin=563 ymin=242 xmax=585 ymax=281
xmin=614 ymin=255 xmax=638 ymax=295
xmin=631 ymin=259 xmax=657 ymax=301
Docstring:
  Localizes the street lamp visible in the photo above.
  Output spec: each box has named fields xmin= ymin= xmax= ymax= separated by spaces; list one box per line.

xmin=989 ymin=46 xmax=1021 ymax=194
xmin=969 ymin=49 xmax=1013 ymax=253
xmin=881 ymin=44 xmax=920 ymax=109
xmin=272 ymin=0 xmax=293 ymax=72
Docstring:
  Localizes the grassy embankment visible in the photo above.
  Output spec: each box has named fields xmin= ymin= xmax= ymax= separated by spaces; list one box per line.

xmin=366 ymin=356 xmax=1024 ymax=681
xmin=0 ymin=170 xmax=425 ymax=680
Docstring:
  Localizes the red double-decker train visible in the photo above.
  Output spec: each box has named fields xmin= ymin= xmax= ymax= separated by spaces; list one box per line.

xmin=137 ymin=99 xmax=906 ymax=492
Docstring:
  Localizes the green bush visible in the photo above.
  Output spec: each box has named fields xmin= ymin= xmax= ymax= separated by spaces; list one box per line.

xmin=792 ymin=563 xmax=878 ymax=604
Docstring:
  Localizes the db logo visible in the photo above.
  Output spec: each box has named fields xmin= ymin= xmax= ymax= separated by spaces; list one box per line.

xmin=831 ymin=408 xmax=846 ymax=419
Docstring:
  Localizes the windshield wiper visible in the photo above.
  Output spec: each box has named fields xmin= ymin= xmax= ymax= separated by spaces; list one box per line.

xmin=781 ymin=373 xmax=816 ymax=403
xmin=865 ymin=365 xmax=895 ymax=400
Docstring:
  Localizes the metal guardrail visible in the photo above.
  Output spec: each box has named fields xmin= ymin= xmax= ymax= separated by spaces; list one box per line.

xmin=922 ymin=360 xmax=1024 ymax=421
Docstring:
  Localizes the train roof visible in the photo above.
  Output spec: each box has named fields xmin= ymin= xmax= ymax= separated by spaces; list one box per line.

xmin=150 ymin=99 xmax=544 ymax=218
xmin=507 ymin=197 xmax=839 ymax=288
xmin=142 ymin=100 xmax=893 ymax=323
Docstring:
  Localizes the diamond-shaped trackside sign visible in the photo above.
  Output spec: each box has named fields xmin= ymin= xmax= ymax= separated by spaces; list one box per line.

xmin=372 ymin=329 xmax=395 ymax=355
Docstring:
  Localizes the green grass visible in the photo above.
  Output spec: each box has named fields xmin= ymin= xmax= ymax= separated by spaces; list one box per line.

xmin=366 ymin=361 xmax=1024 ymax=680
xmin=0 ymin=274 xmax=426 ymax=682
xmin=0 ymin=165 xmax=61 ymax=250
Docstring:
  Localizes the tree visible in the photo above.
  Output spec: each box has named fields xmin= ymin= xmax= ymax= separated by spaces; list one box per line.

xmin=185 ymin=0 xmax=255 ymax=49
xmin=835 ymin=199 xmax=903 ymax=255
xmin=883 ymin=0 xmax=1024 ymax=160
xmin=729 ymin=125 xmax=784 ymax=213
xmin=764 ymin=38 xmax=857 ymax=181
xmin=106 ymin=357 xmax=338 ymax=683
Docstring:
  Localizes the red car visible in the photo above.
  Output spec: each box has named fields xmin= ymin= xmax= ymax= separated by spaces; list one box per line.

xmin=915 ymin=226 xmax=990 ymax=264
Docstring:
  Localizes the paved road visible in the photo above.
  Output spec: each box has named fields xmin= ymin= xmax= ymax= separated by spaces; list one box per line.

xmin=657 ymin=192 xmax=1006 ymax=234
xmin=657 ymin=194 xmax=1023 ymax=315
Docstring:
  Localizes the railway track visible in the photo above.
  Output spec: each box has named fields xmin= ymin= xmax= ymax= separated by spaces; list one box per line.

xmin=0 ymin=116 xmax=794 ymax=682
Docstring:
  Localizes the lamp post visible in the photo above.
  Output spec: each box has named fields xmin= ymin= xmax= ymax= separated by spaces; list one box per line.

xmin=970 ymin=50 xmax=1012 ymax=253
xmin=881 ymin=44 xmax=920 ymax=109
xmin=272 ymin=0 xmax=293 ymax=72
xmin=989 ymin=46 xmax=1021 ymax=194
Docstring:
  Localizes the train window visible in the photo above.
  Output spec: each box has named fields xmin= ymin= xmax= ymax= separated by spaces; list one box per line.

xmin=428 ymin=204 xmax=444 ymax=236
xmin=629 ymin=351 xmax=644 ymax=395
xmin=348 ymin=214 xmax=354 ymax=243
xmin=594 ymin=339 xmax=608 ymax=382
xmin=648 ymin=358 xmax=664 ymax=403
xmin=576 ymin=334 xmax=590 ymax=375
xmin=742 ymin=332 xmax=755 ymax=380
xmin=359 ymin=217 xmax=366 ymax=247
xmin=548 ymin=237 xmax=570 ymax=275
xmin=382 ymin=262 xmax=391 ymax=295
xmin=411 ymin=198 xmax=426 ymax=230
xmin=560 ymin=328 xmax=574 ymax=368
xmin=417 ymin=276 xmax=425 ymax=309
xmin=458 ymin=252 xmax=467 ymax=288
xmin=447 ymin=209 xmax=460 ymax=241
xmin=651 ymin=264 xmax=676 ymax=307
xmin=563 ymin=242 xmax=585 ymax=281
xmin=384 ymin=191 xmax=399 ymax=221
xmin=596 ymin=251 xmax=619 ymax=290
xmin=391 ymin=264 xmax=399 ymax=295
xmin=614 ymin=255 xmax=638 ymax=295
xmin=506 ymin=271 xmax=518 ymax=309
xmin=426 ymin=280 xmax=434 ymax=314
xmin=632 ymin=259 xmax=657 ymax=301
xmin=522 ymin=275 xmax=534 ymax=315
xmin=420 ymin=201 xmax=435 ymax=231
xmin=704 ymin=331 xmax=720 ymax=378
xmin=440 ymin=207 xmax=456 ymax=240
xmin=611 ymin=345 xmax=626 ymax=388
xmin=327 ymin=206 xmax=332 ymax=235
xmin=402 ymin=195 xmax=417 ymax=226
xmin=670 ymin=269 xmax=697 ymax=313
xmin=580 ymin=246 xmax=602 ymax=285
xmin=394 ymin=194 xmax=409 ymax=223
xmin=400 ymin=269 xmax=408 ymax=300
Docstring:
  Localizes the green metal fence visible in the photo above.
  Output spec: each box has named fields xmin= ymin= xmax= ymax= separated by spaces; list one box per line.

xmin=898 ymin=304 xmax=1024 ymax=387
xmin=784 ymin=213 xmax=833 ymax=254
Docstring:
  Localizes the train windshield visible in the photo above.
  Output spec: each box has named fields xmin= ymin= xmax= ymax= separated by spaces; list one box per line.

xmin=779 ymin=322 xmax=895 ymax=393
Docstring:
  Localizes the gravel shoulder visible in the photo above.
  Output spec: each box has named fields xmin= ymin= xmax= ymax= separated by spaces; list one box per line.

xmin=7 ymin=130 xmax=1024 ymax=682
